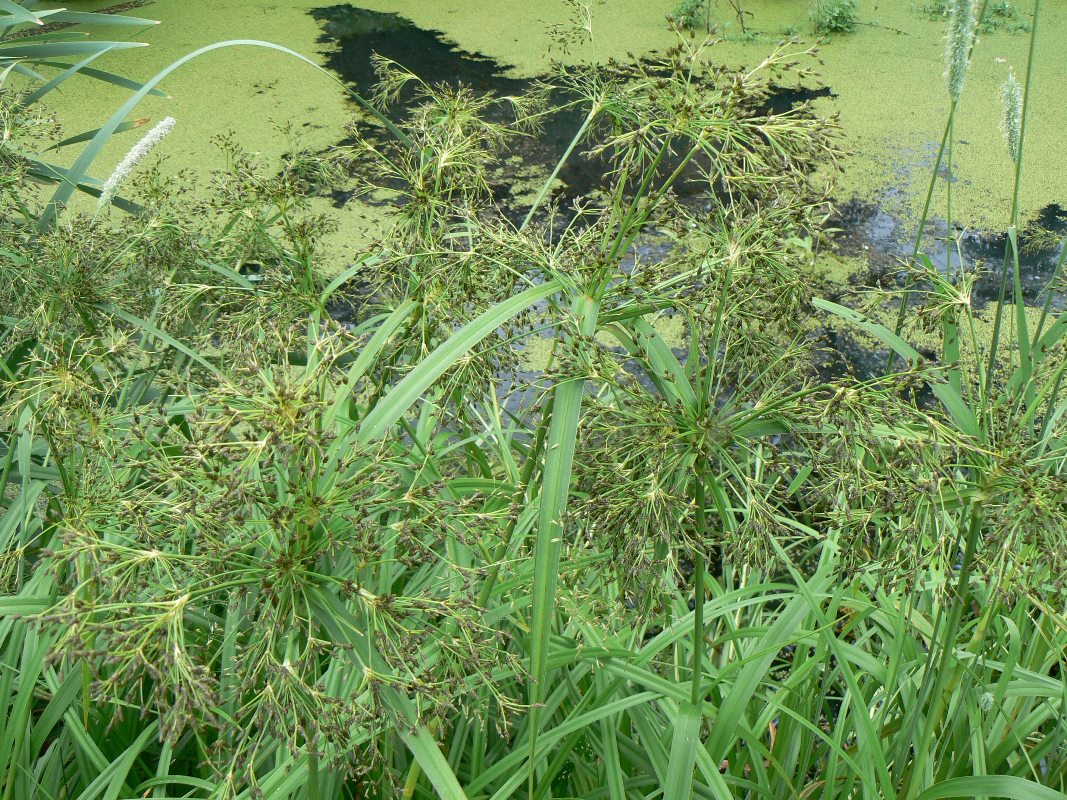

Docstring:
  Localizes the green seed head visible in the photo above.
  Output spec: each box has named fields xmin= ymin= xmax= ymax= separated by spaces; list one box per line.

xmin=945 ymin=0 xmax=977 ymax=101
xmin=1000 ymin=69 xmax=1023 ymax=163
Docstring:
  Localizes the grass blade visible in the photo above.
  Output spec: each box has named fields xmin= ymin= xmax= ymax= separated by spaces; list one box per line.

xmin=528 ymin=292 xmax=600 ymax=791
xmin=358 ymin=282 xmax=560 ymax=443
xmin=0 ymin=0 xmax=42 ymax=25
xmin=36 ymin=38 xmax=409 ymax=231
xmin=917 ymin=777 xmax=1067 ymax=800
xmin=814 ymin=298 xmax=978 ymax=437
xmin=663 ymin=701 xmax=702 ymax=800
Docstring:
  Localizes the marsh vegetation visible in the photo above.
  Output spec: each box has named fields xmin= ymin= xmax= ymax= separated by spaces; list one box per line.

xmin=0 ymin=1 xmax=1064 ymax=799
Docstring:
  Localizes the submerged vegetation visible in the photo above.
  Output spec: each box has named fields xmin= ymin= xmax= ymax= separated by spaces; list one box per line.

xmin=0 ymin=1 xmax=1065 ymax=799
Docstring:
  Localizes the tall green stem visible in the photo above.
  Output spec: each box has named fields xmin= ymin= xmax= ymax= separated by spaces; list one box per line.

xmin=888 ymin=100 xmax=955 ymax=371
xmin=527 ymin=292 xmax=602 ymax=800
xmin=890 ymin=0 xmax=991 ymax=368
xmin=984 ymin=0 xmax=1040 ymax=400
xmin=691 ymin=475 xmax=709 ymax=706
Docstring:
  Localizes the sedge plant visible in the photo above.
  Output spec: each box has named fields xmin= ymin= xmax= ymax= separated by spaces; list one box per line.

xmin=0 ymin=2 xmax=1064 ymax=799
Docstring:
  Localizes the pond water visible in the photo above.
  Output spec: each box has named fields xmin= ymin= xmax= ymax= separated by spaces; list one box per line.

xmin=312 ymin=6 xmax=833 ymax=212
xmin=308 ymin=5 xmax=1065 ymax=306
xmin=51 ymin=0 xmax=1067 ymax=322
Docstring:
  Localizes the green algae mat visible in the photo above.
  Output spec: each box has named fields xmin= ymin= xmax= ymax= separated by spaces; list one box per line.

xmin=53 ymin=0 xmax=1066 ymax=244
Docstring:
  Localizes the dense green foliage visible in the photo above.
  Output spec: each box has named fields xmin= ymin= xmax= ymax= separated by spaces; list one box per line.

xmin=0 ymin=1 xmax=1064 ymax=799
xmin=669 ymin=0 xmax=708 ymax=30
xmin=811 ymin=0 xmax=859 ymax=34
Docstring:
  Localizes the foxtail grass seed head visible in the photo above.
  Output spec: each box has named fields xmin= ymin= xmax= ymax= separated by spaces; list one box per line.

xmin=1000 ymin=69 xmax=1022 ymax=163
xmin=97 ymin=116 xmax=176 ymax=210
xmin=945 ymin=0 xmax=977 ymax=101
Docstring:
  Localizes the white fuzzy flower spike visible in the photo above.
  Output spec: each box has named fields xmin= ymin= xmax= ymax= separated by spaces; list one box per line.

xmin=945 ymin=0 xmax=977 ymax=101
xmin=96 ymin=116 xmax=176 ymax=211
xmin=1000 ymin=69 xmax=1022 ymax=163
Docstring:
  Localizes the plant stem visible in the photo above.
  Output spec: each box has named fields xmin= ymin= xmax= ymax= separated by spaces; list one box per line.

xmin=692 ymin=473 xmax=709 ymax=706
xmin=984 ymin=0 xmax=1040 ymax=400
xmin=522 ymin=103 xmax=600 ymax=231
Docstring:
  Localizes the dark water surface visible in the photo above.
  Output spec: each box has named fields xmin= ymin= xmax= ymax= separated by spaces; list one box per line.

xmin=311 ymin=5 xmax=835 ymax=211
xmin=312 ymin=4 xmax=1064 ymax=384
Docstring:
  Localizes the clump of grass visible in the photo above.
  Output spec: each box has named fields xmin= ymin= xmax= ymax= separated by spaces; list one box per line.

xmin=812 ymin=0 xmax=859 ymax=33
xmin=669 ymin=0 xmax=707 ymax=30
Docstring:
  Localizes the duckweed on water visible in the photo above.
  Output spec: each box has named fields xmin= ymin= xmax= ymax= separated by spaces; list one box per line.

xmin=58 ymin=0 xmax=1067 ymax=242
